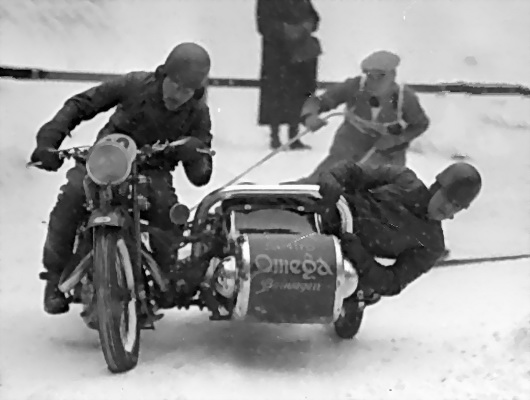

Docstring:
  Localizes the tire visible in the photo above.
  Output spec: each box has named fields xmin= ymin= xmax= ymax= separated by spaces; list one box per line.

xmin=333 ymin=299 xmax=365 ymax=339
xmin=93 ymin=227 xmax=140 ymax=373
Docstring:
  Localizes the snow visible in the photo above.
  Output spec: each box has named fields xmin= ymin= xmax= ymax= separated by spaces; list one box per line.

xmin=1 ymin=1 xmax=530 ymax=399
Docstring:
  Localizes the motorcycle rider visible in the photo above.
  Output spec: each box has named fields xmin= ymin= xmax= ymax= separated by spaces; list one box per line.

xmin=29 ymin=42 xmax=213 ymax=315
xmin=317 ymin=160 xmax=482 ymax=329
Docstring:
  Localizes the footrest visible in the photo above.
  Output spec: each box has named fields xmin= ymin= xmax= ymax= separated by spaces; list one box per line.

xmin=139 ymin=312 xmax=164 ymax=330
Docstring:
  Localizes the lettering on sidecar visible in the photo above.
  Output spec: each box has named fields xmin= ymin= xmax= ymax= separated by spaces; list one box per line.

xmin=255 ymin=278 xmax=321 ymax=295
xmin=253 ymin=253 xmax=333 ymax=280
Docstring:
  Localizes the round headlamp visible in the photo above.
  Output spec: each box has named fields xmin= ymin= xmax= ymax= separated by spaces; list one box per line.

xmin=86 ymin=134 xmax=137 ymax=186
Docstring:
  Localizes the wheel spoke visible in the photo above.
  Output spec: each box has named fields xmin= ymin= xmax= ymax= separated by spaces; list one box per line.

xmin=116 ymin=238 xmax=138 ymax=353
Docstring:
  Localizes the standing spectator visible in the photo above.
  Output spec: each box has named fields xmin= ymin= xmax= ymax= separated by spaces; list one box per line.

xmin=297 ymin=50 xmax=430 ymax=183
xmin=256 ymin=0 xmax=321 ymax=150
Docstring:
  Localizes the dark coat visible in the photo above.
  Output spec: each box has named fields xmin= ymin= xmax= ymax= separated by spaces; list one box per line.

xmin=36 ymin=67 xmax=213 ymax=186
xmin=256 ymin=0 xmax=320 ymax=126
xmin=319 ymin=161 xmax=446 ymax=296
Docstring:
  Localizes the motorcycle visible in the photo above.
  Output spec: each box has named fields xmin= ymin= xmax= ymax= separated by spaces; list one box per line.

xmin=30 ymin=133 xmax=370 ymax=374
xmin=29 ymin=133 xmax=213 ymax=373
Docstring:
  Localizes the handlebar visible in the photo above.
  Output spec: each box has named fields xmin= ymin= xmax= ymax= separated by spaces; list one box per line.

xmin=26 ymin=138 xmax=215 ymax=168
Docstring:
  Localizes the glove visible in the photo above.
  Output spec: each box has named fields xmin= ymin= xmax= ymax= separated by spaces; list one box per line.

xmin=316 ymin=176 xmax=344 ymax=234
xmin=172 ymin=137 xmax=208 ymax=163
xmin=318 ymin=176 xmax=343 ymax=205
xmin=303 ymin=114 xmax=327 ymax=132
xmin=30 ymin=146 xmax=63 ymax=171
xmin=316 ymin=200 xmax=342 ymax=235
xmin=386 ymin=122 xmax=404 ymax=136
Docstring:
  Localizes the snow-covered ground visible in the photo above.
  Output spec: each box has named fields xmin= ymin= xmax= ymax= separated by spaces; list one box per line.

xmin=1 ymin=1 xmax=529 ymax=399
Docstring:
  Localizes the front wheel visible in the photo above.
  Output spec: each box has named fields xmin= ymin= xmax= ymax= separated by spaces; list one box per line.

xmin=94 ymin=227 xmax=140 ymax=373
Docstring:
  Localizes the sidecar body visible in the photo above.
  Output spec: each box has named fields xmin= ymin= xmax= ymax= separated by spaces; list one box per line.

xmin=186 ymin=184 xmax=360 ymax=325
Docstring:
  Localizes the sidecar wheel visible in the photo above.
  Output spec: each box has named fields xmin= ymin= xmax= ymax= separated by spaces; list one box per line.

xmin=334 ymin=300 xmax=364 ymax=340
xmin=94 ymin=227 xmax=140 ymax=373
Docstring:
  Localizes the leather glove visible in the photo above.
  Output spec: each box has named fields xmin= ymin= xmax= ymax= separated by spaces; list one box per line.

xmin=316 ymin=200 xmax=342 ymax=235
xmin=318 ymin=175 xmax=343 ymax=205
xmin=317 ymin=176 xmax=344 ymax=234
xmin=303 ymin=114 xmax=327 ymax=132
xmin=172 ymin=137 xmax=209 ymax=163
xmin=386 ymin=122 xmax=404 ymax=136
xmin=30 ymin=146 xmax=63 ymax=171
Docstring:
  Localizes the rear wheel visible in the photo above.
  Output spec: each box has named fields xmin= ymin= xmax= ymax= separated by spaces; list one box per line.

xmin=93 ymin=227 xmax=140 ymax=373
xmin=334 ymin=298 xmax=364 ymax=339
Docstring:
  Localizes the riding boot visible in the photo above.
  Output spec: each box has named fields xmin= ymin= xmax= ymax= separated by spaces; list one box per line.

xmin=40 ymin=271 xmax=70 ymax=314
xmin=41 ymin=165 xmax=88 ymax=314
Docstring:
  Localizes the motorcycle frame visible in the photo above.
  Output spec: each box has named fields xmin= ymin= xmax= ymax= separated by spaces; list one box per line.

xmin=68 ymin=162 xmax=144 ymax=300
xmin=59 ymin=160 xmax=170 ymax=297
xmin=85 ymin=163 xmax=140 ymax=266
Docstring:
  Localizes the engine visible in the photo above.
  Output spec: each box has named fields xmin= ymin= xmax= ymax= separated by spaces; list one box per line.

xmin=205 ymin=233 xmax=359 ymax=324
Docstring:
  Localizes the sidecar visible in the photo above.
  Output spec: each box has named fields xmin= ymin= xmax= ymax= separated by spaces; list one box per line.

xmin=180 ymin=184 xmax=363 ymax=334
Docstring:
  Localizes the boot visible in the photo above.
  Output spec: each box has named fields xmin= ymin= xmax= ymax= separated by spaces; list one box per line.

xmin=40 ymin=227 xmax=79 ymax=315
xmin=40 ymin=271 xmax=69 ymax=314
xmin=40 ymin=222 xmax=80 ymax=315
xmin=288 ymin=124 xmax=311 ymax=150
xmin=41 ymin=165 xmax=88 ymax=315
xmin=269 ymin=125 xmax=281 ymax=149
xmin=358 ymin=287 xmax=382 ymax=306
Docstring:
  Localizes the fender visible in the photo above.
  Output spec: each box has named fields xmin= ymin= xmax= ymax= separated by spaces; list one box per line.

xmin=86 ymin=207 xmax=130 ymax=228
